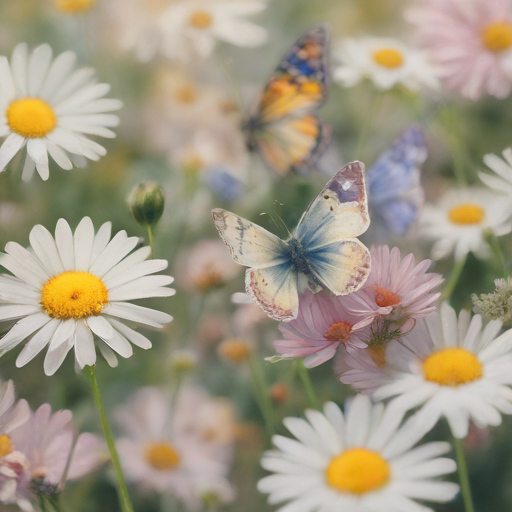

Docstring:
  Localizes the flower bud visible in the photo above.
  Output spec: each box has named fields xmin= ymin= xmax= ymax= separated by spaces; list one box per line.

xmin=271 ymin=383 xmax=289 ymax=403
xmin=128 ymin=181 xmax=165 ymax=228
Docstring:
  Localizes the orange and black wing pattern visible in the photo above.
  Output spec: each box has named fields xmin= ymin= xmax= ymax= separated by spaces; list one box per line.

xmin=245 ymin=24 xmax=331 ymax=175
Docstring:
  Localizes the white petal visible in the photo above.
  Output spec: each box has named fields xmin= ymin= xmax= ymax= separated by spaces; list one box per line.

xmin=0 ymin=313 xmax=51 ymax=353
xmin=55 ymin=219 xmax=75 ymax=270
xmin=0 ymin=133 xmax=25 ymax=172
xmin=0 ymin=57 xmax=15 ymax=100
xmin=11 ymin=43 xmax=28 ymax=96
xmin=74 ymin=217 xmax=95 ymax=270
xmin=39 ymin=51 xmax=76 ymax=100
xmin=97 ymin=339 xmax=118 ymax=367
xmin=29 ymin=224 xmax=64 ymax=276
xmin=27 ymin=44 xmax=53 ymax=96
xmin=90 ymin=222 xmax=112 ymax=265
xmin=2 ymin=241 xmax=49 ymax=286
xmin=74 ymin=321 xmax=96 ymax=368
xmin=101 ymin=247 xmax=153 ymax=287
xmin=47 ymin=142 xmax=73 ymax=170
xmin=103 ymin=302 xmax=172 ymax=328
xmin=16 ymin=318 xmax=60 ymax=367
xmin=86 ymin=315 xmax=114 ymax=339
xmin=89 ymin=232 xmax=139 ymax=277
xmin=101 ymin=329 xmax=133 ymax=358
xmin=108 ymin=318 xmax=152 ymax=349
xmin=21 ymin=154 xmax=35 ymax=181
xmin=44 ymin=332 xmax=75 ymax=375
xmin=0 ymin=304 xmax=40 ymax=321
xmin=108 ymin=276 xmax=175 ymax=301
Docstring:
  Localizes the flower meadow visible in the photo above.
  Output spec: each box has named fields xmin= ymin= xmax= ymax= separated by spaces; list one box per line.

xmin=4 ymin=0 xmax=512 ymax=511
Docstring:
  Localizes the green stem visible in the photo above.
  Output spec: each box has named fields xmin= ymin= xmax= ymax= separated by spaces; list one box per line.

xmin=85 ymin=366 xmax=134 ymax=512
xmin=248 ymin=354 xmax=275 ymax=438
xmin=39 ymin=497 xmax=51 ymax=512
xmin=146 ymin=224 xmax=155 ymax=256
xmin=438 ymin=107 xmax=467 ymax=186
xmin=486 ymin=231 xmax=507 ymax=276
xmin=296 ymin=360 xmax=320 ymax=410
xmin=354 ymin=91 xmax=383 ymax=160
xmin=440 ymin=254 xmax=467 ymax=302
xmin=454 ymin=436 xmax=475 ymax=512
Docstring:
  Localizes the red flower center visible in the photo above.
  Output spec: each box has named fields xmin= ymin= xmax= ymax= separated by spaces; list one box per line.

xmin=324 ymin=321 xmax=352 ymax=343
xmin=374 ymin=286 xmax=401 ymax=308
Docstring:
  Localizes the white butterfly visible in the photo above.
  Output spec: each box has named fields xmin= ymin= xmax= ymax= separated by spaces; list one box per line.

xmin=212 ymin=161 xmax=371 ymax=322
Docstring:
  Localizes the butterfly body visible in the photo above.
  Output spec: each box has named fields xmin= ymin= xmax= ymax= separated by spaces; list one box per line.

xmin=212 ymin=162 xmax=371 ymax=321
xmin=244 ymin=24 xmax=331 ymax=174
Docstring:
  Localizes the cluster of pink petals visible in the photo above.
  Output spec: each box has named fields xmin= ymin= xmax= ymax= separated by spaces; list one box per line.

xmin=406 ymin=0 xmax=512 ymax=99
xmin=273 ymin=290 xmax=371 ymax=368
xmin=347 ymin=245 xmax=443 ymax=332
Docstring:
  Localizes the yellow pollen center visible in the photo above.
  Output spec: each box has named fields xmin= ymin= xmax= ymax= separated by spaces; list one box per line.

xmin=175 ymin=84 xmax=198 ymax=104
xmin=189 ymin=10 xmax=213 ymax=29
xmin=448 ymin=204 xmax=485 ymax=225
xmin=482 ymin=22 xmax=512 ymax=52
xmin=145 ymin=442 xmax=180 ymax=471
xmin=374 ymin=286 xmax=401 ymax=308
xmin=218 ymin=338 xmax=250 ymax=363
xmin=423 ymin=347 xmax=483 ymax=386
xmin=55 ymin=0 xmax=96 ymax=13
xmin=326 ymin=448 xmax=390 ymax=494
xmin=373 ymin=48 xmax=404 ymax=68
xmin=324 ymin=321 xmax=352 ymax=343
xmin=40 ymin=271 xmax=109 ymax=320
xmin=7 ymin=98 xmax=57 ymax=138
xmin=0 ymin=435 xmax=13 ymax=457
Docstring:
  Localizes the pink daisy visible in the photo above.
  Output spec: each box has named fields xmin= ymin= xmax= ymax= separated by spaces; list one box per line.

xmin=347 ymin=246 xmax=442 ymax=333
xmin=272 ymin=290 xmax=371 ymax=368
xmin=406 ymin=0 xmax=512 ymax=99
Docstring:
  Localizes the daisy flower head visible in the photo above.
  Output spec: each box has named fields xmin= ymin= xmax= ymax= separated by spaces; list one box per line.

xmin=115 ymin=386 xmax=235 ymax=508
xmin=159 ymin=0 xmax=268 ymax=62
xmin=0 ymin=43 xmax=121 ymax=181
xmin=406 ymin=0 xmax=512 ymax=99
xmin=339 ymin=303 xmax=512 ymax=439
xmin=480 ymin=147 xmax=512 ymax=199
xmin=419 ymin=187 xmax=512 ymax=261
xmin=0 ymin=217 xmax=174 ymax=375
xmin=258 ymin=395 xmax=459 ymax=512
xmin=55 ymin=0 xmax=96 ymax=13
xmin=272 ymin=290 xmax=371 ymax=368
xmin=348 ymin=246 xmax=443 ymax=335
xmin=333 ymin=37 xmax=439 ymax=92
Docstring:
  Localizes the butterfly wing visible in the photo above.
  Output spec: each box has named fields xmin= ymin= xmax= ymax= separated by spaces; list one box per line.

xmin=212 ymin=209 xmax=298 ymax=321
xmin=293 ymin=161 xmax=371 ymax=295
xmin=367 ymin=124 xmax=427 ymax=235
xmin=246 ymin=24 xmax=331 ymax=174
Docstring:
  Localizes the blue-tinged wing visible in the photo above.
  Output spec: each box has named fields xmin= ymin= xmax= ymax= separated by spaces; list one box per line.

xmin=367 ymin=124 xmax=426 ymax=236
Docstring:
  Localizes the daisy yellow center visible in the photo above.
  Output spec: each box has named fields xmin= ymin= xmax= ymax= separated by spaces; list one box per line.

xmin=55 ymin=0 xmax=95 ymax=13
xmin=0 ymin=435 xmax=13 ymax=457
xmin=326 ymin=448 xmax=390 ymax=494
xmin=145 ymin=442 xmax=180 ymax=471
xmin=423 ymin=347 xmax=483 ymax=386
xmin=374 ymin=286 xmax=401 ymax=308
xmin=373 ymin=48 xmax=404 ymax=69
xmin=448 ymin=204 xmax=485 ymax=225
xmin=482 ymin=22 xmax=512 ymax=52
xmin=189 ymin=10 xmax=213 ymax=29
xmin=324 ymin=321 xmax=352 ymax=343
xmin=218 ymin=338 xmax=250 ymax=363
xmin=175 ymin=84 xmax=198 ymax=104
xmin=7 ymin=98 xmax=57 ymax=139
xmin=40 ymin=271 xmax=109 ymax=320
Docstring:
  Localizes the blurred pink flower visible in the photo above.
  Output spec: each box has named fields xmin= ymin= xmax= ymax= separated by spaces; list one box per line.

xmin=0 ymin=381 xmax=29 ymax=436
xmin=347 ymin=246 xmax=442 ymax=332
xmin=115 ymin=386 xmax=235 ymax=508
xmin=273 ymin=290 xmax=371 ymax=368
xmin=406 ymin=0 xmax=512 ymax=99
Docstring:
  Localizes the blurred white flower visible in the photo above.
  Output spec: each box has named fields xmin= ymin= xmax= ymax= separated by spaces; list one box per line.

xmin=160 ymin=0 xmax=268 ymax=61
xmin=0 ymin=43 xmax=122 ymax=181
xmin=115 ymin=386 xmax=236 ymax=508
xmin=0 ymin=217 xmax=174 ymax=375
xmin=480 ymin=147 xmax=512 ymax=198
xmin=419 ymin=187 xmax=512 ymax=260
xmin=258 ymin=396 xmax=459 ymax=512
xmin=334 ymin=37 xmax=439 ymax=91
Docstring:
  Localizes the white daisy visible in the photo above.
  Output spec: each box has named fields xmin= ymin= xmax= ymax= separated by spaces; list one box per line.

xmin=0 ymin=43 xmax=122 ymax=181
xmin=419 ymin=187 xmax=512 ymax=261
xmin=480 ymin=147 xmax=512 ymax=198
xmin=258 ymin=395 xmax=459 ymax=512
xmin=334 ymin=37 xmax=439 ymax=92
xmin=339 ymin=303 xmax=512 ymax=439
xmin=159 ymin=0 xmax=268 ymax=61
xmin=0 ymin=217 xmax=174 ymax=375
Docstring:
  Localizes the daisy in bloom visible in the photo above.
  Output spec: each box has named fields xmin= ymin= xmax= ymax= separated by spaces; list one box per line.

xmin=348 ymin=246 xmax=443 ymax=334
xmin=258 ymin=395 xmax=459 ymax=512
xmin=0 ymin=217 xmax=174 ymax=376
xmin=8 ymin=403 xmax=105 ymax=506
xmin=406 ymin=0 xmax=512 ymax=99
xmin=480 ymin=147 xmax=512 ymax=199
xmin=0 ymin=43 xmax=121 ymax=181
xmin=333 ymin=37 xmax=439 ymax=91
xmin=115 ymin=386 xmax=235 ymax=508
xmin=54 ymin=0 xmax=95 ymax=13
xmin=271 ymin=290 xmax=371 ymax=368
xmin=339 ymin=303 xmax=512 ymax=439
xmin=159 ymin=0 xmax=268 ymax=62
xmin=419 ymin=187 xmax=512 ymax=261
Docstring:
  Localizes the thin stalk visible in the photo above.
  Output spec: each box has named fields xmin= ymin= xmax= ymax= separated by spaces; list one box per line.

xmin=85 ymin=366 xmax=134 ymax=512
xmin=248 ymin=354 xmax=275 ymax=438
xmin=39 ymin=497 xmax=51 ymax=512
xmin=354 ymin=91 xmax=383 ymax=160
xmin=146 ymin=224 xmax=155 ymax=256
xmin=454 ymin=436 xmax=475 ymax=512
xmin=486 ymin=231 xmax=507 ymax=276
xmin=438 ymin=107 xmax=467 ymax=186
xmin=440 ymin=254 xmax=467 ymax=302
xmin=296 ymin=360 xmax=320 ymax=410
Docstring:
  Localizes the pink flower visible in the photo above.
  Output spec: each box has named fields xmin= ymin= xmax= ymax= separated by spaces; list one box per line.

xmin=0 ymin=381 xmax=29 ymax=436
xmin=272 ymin=290 xmax=371 ymax=368
xmin=347 ymin=246 xmax=442 ymax=332
xmin=406 ymin=0 xmax=512 ymax=99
